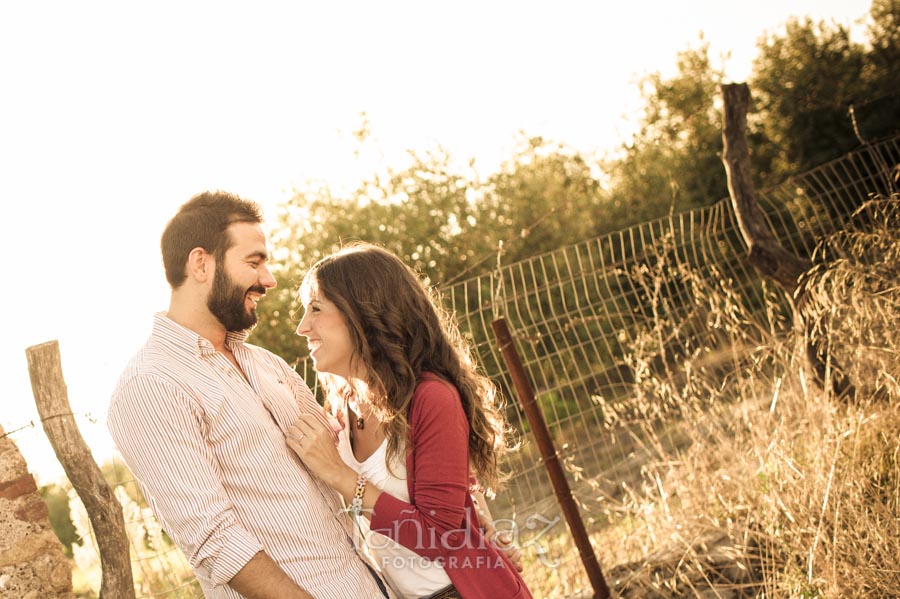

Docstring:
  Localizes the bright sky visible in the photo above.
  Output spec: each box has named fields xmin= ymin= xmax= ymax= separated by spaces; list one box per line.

xmin=1 ymin=0 xmax=871 ymax=484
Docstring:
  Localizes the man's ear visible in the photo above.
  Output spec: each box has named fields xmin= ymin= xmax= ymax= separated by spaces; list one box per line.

xmin=187 ymin=247 xmax=213 ymax=282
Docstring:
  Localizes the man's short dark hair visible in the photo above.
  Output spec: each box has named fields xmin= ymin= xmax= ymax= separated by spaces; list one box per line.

xmin=160 ymin=190 xmax=263 ymax=289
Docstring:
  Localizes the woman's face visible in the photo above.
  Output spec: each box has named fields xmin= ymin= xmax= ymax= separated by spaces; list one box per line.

xmin=296 ymin=289 xmax=359 ymax=379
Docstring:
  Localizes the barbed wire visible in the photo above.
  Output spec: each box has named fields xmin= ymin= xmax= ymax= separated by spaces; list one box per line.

xmin=1 ymin=412 xmax=98 ymax=440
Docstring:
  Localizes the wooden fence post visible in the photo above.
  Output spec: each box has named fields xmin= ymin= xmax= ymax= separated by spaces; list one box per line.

xmin=491 ymin=317 xmax=611 ymax=599
xmin=721 ymin=82 xmax=854 ymax=399
xmin=26 ymin=340 xmax=136 ymax=599
xmin=720 ymin=82 xmax=811 ymax=291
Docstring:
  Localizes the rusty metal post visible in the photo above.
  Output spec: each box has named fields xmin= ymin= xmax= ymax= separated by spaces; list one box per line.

xmin=491 ymin=317 xmax=610 ymax=599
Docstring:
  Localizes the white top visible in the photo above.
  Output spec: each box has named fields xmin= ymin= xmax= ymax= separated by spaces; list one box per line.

xmin=337 ymin=424 xmax=453 ymax=599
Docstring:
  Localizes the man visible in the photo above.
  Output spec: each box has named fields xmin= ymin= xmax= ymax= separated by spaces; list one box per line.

xmin=108 ymin=191 xmax=388 ymax=599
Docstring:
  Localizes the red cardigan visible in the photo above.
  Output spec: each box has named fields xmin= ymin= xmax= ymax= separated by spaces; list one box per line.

xmin=370 ymin=373 xmax=532 ymax=599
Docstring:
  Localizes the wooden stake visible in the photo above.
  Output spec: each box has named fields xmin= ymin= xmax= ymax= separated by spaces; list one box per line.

xmin=721 ymin=82 xmax=854 ymax=399
xmin=721 ymin=82 xmax=811 ymax=292
xmin=26 ymin=340 xmax=135 ymax=599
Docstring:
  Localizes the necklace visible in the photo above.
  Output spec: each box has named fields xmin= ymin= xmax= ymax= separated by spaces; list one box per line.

xmin=348 ymin=399 xmax=365 ymax=430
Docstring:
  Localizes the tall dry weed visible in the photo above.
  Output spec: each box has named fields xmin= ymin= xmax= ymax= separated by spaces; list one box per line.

xmin=587 ymin=196 xmax=900 ymax=598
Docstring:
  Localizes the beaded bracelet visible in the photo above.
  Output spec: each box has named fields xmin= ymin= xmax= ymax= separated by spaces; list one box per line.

xmin=351 ymin=474 xmax=367 ymax=518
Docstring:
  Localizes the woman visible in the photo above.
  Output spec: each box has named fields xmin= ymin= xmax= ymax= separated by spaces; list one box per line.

xmin=287 ymin=243 xmax=532 ymax=599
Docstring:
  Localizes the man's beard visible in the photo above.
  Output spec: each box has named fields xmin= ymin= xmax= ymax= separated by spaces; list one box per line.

xmin=208 ymin=268 xmax=265 ymax=332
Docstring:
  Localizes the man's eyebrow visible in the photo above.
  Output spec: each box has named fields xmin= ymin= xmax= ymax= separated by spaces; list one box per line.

xmin=245 ymin=250 xmax=269 ymax=261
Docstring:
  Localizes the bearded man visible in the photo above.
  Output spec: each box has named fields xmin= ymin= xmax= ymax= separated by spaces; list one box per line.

xmin=108 ymin=191 xmax=390 ymax=599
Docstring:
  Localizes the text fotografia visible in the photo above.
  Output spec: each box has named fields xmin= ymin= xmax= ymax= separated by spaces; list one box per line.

xmin=381 ymin=554 xmax=506 ymax=570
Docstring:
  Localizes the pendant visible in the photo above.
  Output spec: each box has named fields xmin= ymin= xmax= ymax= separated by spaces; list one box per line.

xmin=349 ymin=399 xmax=365 ymax=430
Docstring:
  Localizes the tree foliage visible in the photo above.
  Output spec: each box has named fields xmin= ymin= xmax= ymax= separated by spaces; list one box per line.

xmin=484 ymin=137 xmax=606 ymax=263
xmin=250 ymin=1 xmax=900 ymax=363
xmin=39 ymin=482 xmax=78 ymax=558
xmin=602 ymin=41 xmax=731 ymax=224
xmin=252 ymin=150 xmax=486 ymax=362
xmin=749 ymin=17 xmax=868 ymax=175
xmin=601 ymin=2 xmax=899 ymax=219
xmin=859 ymin=0 xmax=900 ymax=143
xmin=749 ymin=1 xmax=900 ymax=176
xmin=251 ymin=139 xmax=609 ymax=362
xmin=39 ymin=461 xmax=149 ymax=559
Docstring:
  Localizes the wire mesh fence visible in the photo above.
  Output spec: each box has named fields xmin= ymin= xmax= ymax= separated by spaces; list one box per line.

xmin=434 ymin=135 xmax=899 ymax=595
xmin=6 ymin=135 xmax=899 ymax=598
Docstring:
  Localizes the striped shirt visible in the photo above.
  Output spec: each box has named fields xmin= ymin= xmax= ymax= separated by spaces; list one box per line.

xmin=107 ymin=314 xmax=386 ymax=599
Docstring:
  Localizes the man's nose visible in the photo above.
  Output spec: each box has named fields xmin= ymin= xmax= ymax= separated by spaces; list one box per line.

xmin=260 ymin=264 xmax=276 ymax=289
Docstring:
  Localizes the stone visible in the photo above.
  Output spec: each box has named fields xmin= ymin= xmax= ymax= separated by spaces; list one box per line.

xmin=13 ymin=495 xmax=49 ymax=524
xmin=0 ymin=475 xmax=37 ymax=502
xmin=0 ymin=425 xmax=74 ymax=598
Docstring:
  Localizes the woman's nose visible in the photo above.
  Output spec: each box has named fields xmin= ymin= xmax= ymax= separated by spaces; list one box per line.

xmin=296 ymin=310 xmax=310 ymax=336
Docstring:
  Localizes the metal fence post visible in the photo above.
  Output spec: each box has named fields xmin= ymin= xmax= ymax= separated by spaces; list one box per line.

xmin=491 ymin=317 xmax=611 ymax=599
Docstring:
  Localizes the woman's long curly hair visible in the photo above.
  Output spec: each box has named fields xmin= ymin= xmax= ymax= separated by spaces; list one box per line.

xmin=300 ymin=242 xmax=511 ymax=492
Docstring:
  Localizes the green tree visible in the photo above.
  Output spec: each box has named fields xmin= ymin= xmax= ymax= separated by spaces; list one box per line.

xmin=867 ymin=0 xmax=900 ymax=74
xmin=749 ymin=17 xmax=867 ymax=176
xmin=602 ymin=41 xmax=732 ymax=227
xmin=601 ymin=5 xmax=900 ymax=225
xmin=252 ymin=149 xmax=489 ymax=365
xmin=251 ymin=138 xmax=610 ymax=363
xmin=38 ymin=461 xmax=151 ymax=559
xmin=39 ymin=482 xmax=78 ymax=558
xmin=483 ymin=136 xmax=605 ymax=265
xmin=250 ymin=4 xmax=900 ymax=366
xmin=856 ymin=0 xmax=900 ymax=142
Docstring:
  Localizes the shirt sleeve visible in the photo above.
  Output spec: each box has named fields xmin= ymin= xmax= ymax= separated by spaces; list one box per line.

xmin=107 ymin=374 xmax=263 ymax=587
xmin=369 ymin=379 xmax=470 ymax=560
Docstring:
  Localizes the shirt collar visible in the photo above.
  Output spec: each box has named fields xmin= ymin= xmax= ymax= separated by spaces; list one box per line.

xmin=225 ymin=328 xmax=251 ymax=350
xmin=152 ymin=312 xmax=251 ymax=357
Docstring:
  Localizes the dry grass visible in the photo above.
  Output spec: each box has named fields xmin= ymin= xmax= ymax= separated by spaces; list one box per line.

xmin=516 ymin=196 xmax=900 ymax=598
xmin=64 ymin=198 xmax=898 ymax=599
